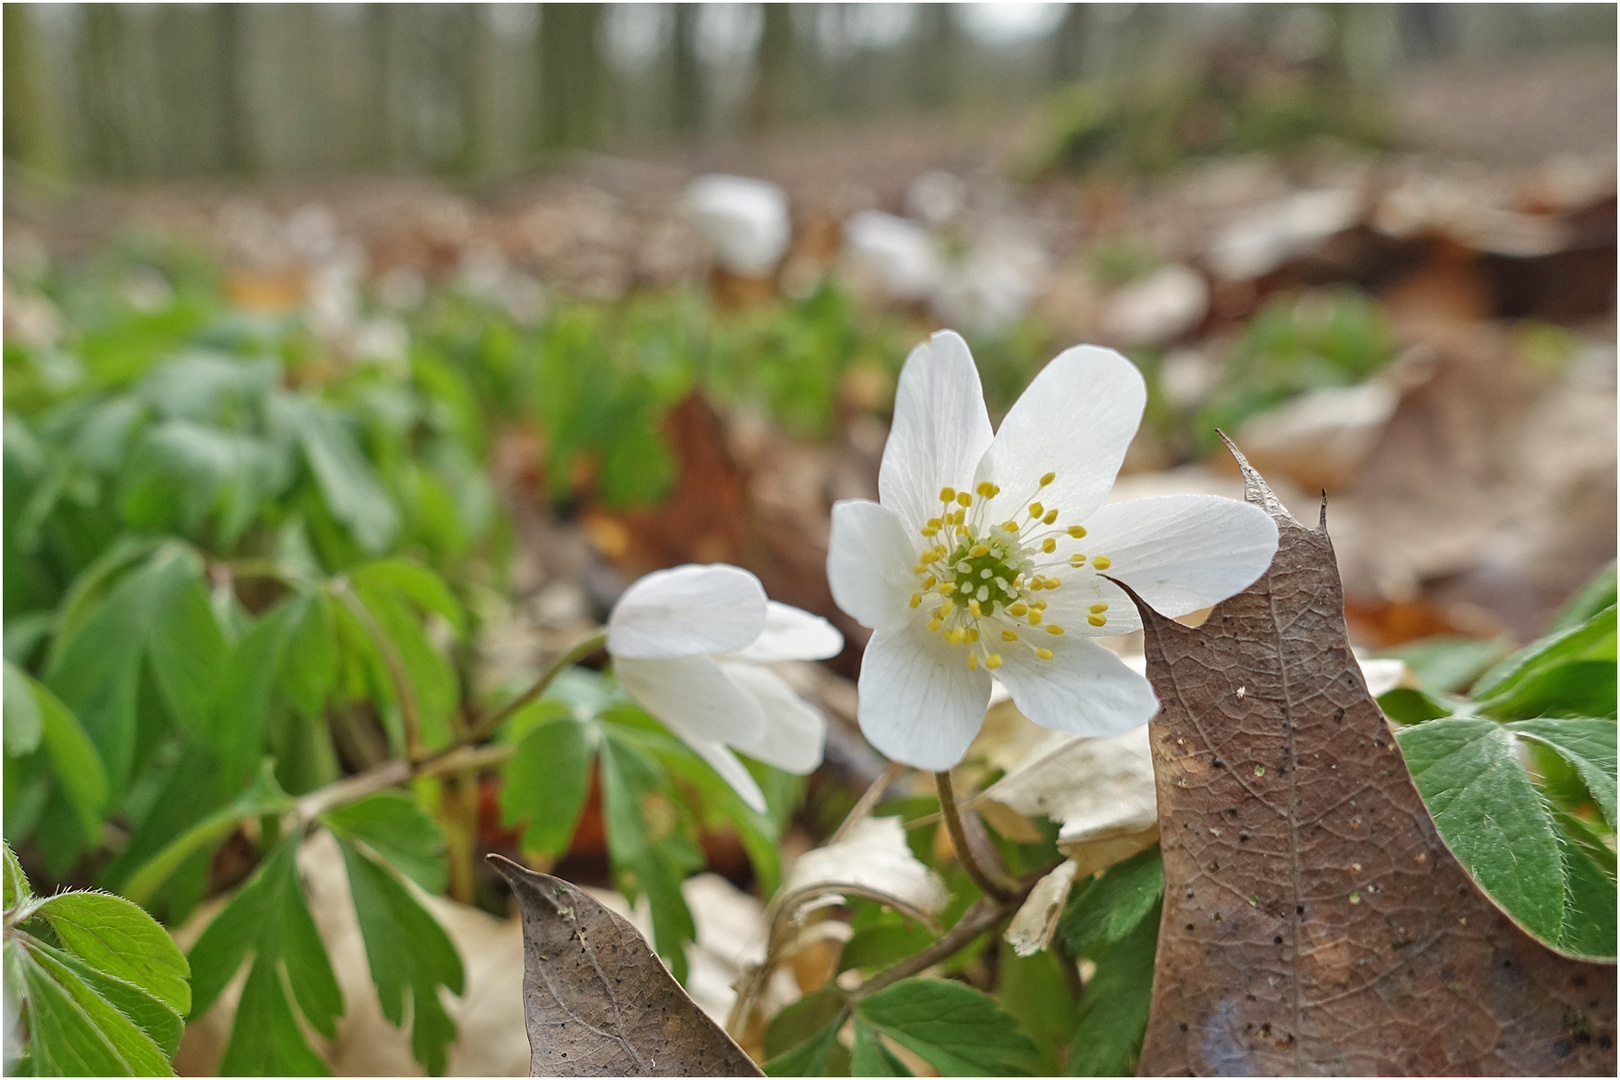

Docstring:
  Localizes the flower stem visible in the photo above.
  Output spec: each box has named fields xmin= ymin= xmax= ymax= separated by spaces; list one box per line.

xmin=829 ymin=761 xmax=907 ymax=845
xmin=934 ymin=770 xmax=1014 ymax=902
xmin=453 ymin=629 xmax=608 ymax=751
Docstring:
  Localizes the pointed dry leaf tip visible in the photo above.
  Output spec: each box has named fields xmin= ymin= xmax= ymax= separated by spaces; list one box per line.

xmin=1217 ymin=429 xmax=1301 ymax=528
xmin=486 ymin=855 xmax=762 ymax=1078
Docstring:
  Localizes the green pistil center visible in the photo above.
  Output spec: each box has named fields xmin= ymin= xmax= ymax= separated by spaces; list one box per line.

xmin=948 ymin=541 xmax=1021 ymax=615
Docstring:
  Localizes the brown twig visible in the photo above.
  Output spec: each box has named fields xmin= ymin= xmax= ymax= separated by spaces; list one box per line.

xmin=829 ymin=761 xmax=908 ymax=845
xmin=934 ymin=770 xmax=1014 ymax=902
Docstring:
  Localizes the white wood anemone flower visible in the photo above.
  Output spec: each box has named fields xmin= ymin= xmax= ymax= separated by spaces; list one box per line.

xmin=607 ymin=564 xmax=843 ymax=813
xmin=826 ymin=331 xmax=1280 ymax=771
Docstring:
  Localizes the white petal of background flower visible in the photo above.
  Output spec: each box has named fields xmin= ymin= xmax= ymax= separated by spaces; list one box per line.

xmin=857 ymin=620 xmax=992 ymax=770
xmin=614 ymin=655 xmax=764 ymax=745
xmin=682 ymin=736 xmax=768 ymax=814
xmin=608 ymin=563 xmax=766 ymax=659
xmin=827 ymin=499 xmax=922 ymax=633
xmin=719 ymin=663 xmax=827 ymax=774
xmin=1075 ymin=494 xmax=1280 ymax=617
xmin=733 ymin=601 xmax=843 ymax=663
xmin=973 ymin=344 xmax=1145 ymax=527
xmin=992 ymin=634 xmax=1160 ymax=740
xmin=683 ymin=174 xmax=791 ymax=278
xmin=878 ymin=331 xmax=994 ymax=537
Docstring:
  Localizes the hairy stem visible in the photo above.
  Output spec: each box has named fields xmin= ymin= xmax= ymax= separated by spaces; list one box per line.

xmin=935 ymin=770 xmax=1014 ymax=902
xmin=455 ymin=629 xmax=608 ymax=750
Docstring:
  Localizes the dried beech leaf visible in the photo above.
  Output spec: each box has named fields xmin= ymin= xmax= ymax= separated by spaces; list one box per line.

xmin=1005 ymin=858 xmax=1078 ymax=958
xmin=778 ymin=815 xmax=948 ymax=924
xmin=487 ymin=855 xmax=762 ymax=1077
xmin=1125 ymin=440 xmax=1617 ymax=1076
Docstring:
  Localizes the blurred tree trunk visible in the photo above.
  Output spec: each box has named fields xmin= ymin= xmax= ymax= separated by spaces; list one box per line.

xmin=749 ymin=3 xmax=795 ymax=130
xmin=3 ymin=5 xmax=63 ymax=177
xmin=908 ymin=4 xmax=961 ymax=111
xmin=536 ymin=2 xmax=604 ymax=150
xmin=1051 ymin=3 xmax=1089 ymax=82
xmin=670 ymin=2 xmax=704 ymax=134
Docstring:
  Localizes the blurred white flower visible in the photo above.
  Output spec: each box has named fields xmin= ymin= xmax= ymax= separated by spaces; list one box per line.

xmin=841 ymin=210 xmax=943 ymax=302
xmin=683 ymin=175 xmax=792 ymax=278
xmin=827 ymin=331 xmax=1279 ymax=770
xmin=607 ymin=564 xmax=842 ymax=812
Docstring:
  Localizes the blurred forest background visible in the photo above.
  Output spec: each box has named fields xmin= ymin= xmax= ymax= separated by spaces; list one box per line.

xmin=4 ymin=5 xmax=1617 ymax=1075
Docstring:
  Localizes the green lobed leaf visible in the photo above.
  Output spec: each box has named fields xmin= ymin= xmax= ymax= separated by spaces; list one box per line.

xmin=322 ymin=790 xmax=449 ymax=894
xmin=14 ymin=668 xmax=109 ymax=845
xmin=1397 ymin=716 xmax=1614 ymax=958
xmin=1065 ymin=900 xmax=1159 ymax=1076
xmin=35 ymin=890 xmax=191 ymax=1015
xmin=279 ymin=590 xmax=338 ymax=720
xmin=350 ymin=580 xmax=458 ymax=751
xmin=598 ymin=734 xmax=697 ymax=983
xmin=217 ymin=953 xmax=332 ymax=1077
xmin=290 ymin=401 xmax=400 ymax=555
xmin=852 ymin=1018 xmax=913 ymax=1076
xmin=4 ymin=660 xmax=43 ymax=756
xmin=350 ymin=559 xmax=465 ymax=636
xmin=1059 ymin=844 xmax=1164 ymax=957
xmin=764 ymin=989 xmax=850 ymax=1077
xmin=996 ymin=949 xmax=1079 ymax=1077
xmin=15 ymin=937 xmax=167 ymax=1076
xmin=335 ymin=836 xmax=463 ymax=1075
xmin=1546 ymin=561 xmax=1617 ymax=635
xmin=1551 ymin=815 xmax=1619 ymax=959
xmin=1473 ymin=605 xmax=1616 ymax=715
xmin=500 ymin=716 xmax=595 ymax=859
xmin=1508 ymin=718 xmax=1618 ymax=828
xmin=212 ymin=599 xmax=298 ymax=785
xmin=5 ymin=841 xmax=32 ymax=909
xmin=855 ymin=978 xmax=1037 ymax=1076
xmin=27 ymin=938 xmax=184 ymax=1057
xmin=143 ymin=549 xmax=228 ymax=740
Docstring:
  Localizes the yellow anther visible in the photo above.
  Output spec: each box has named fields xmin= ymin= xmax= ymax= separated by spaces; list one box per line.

xmin=1003 ymin=521 xmax=1020 ymax=533
xmin=909 ymin=593 xmax=922 ymax=608
xmin=1069 ymin=553 xmax=1087 ymax=566
xmin=976 ymin=481 xmax=996 ymax=497
xmin=940 ymin=597 xmax=955 ymax=615
xmin=928 ymin=618 xmax=942 ymax=631
xmin=921 ymin=527 xmax=937 ymax=538
xmin=956 ymin=492 xmax=973 ymax=507
xmin=938 ymin=582 xmax=956 ymax=594
xmin=1068 ymin=525 xmax=1088 ymax=539
xmin=1043 ymin=509 xmax=1058 ymax=525
xmin=1047 ymin=625 xmax=1066 ymax=636
xmin=945 ymin=628 xmax=964 ymax=645
xmin=1029 ymin=502 xmax=1044 ymax=518
xmin=1028 ymin=610 xmax=1043 ymax=626
xmin=969 ymin=543 xmax=989 ymax=558
xmin=1042 ymin=538 xmax=1056 ymax=553
xmin=1091 ymin=555 xmax=1112 ymax=570
xmin=966 ymin=628 xmax=980 ymax=643
xmin=1033 ymin=599 xmax=1047 ymax=610
xmin=1039 ymin=471 xmax=1055 ymax=487
xmin=1036 ymin=648 xmax=1055 ymax=660
xmin=966 ymin=653 xmax=978 ymax=671
xmin=940 ymin=487 xmax=956 ymax=502
xmin=968 ymin=599 xmax=983 ymax=618
xmin=1008 ymin=603 xmax=1029 ymax=617
xmin=1089 ymin=603 xmax=1108 ymax=613
xmin=1001 ymin=629 xmax=1020 ymax=641
xmin=923 ymin=575 xmax=937 ymax=589
xmin=928 ymin=517 xmax=942 ymax=528
xmin=1028 ymin=578 xmax=1043 ymax=591
xmin=985 ymin=654 xmax=1003 ymax=670
xmin=1087 ymin=613 xmax=1108 ymax=627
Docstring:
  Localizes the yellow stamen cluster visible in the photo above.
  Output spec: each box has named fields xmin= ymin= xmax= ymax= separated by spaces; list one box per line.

xmin=908 ymin=471 xmax=1117 ymax=669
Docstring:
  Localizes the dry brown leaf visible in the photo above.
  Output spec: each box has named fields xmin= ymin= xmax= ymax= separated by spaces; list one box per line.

xmin=1126 ymin=439 xmax=1617 ymax=1076
xmin=489 ymin=855 xmax=762 ymax=1077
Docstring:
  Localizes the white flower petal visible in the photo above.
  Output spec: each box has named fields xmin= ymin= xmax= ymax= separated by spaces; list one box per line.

xmin=608 ymin=564 xmax=767 ymax=660
xmin=615 ymin=655 xmax=764 ymax=745
xmin=974 ymin=345 xmax=1145 ymax=527
xmin=995 ymin=635 xmax=1159 ymax=740
xmin=1028 ymin=575 xmax=1142 ymax=638
xmin=682 ymin=737 xmax=768 ymax=813
xmin=828 ymin=500 xmax=922 ymax=633
xmin=718 ymin=662 xmax=827 ymax=774
xmin=733 ymin=601 xmax=844 ymax=663
xmin=1071 ymin=495 xmax=1278 ymax=618
xmin=878 ymin=331 xmax=994 ymax=537
xmin=857 ymin=620 xmax=992 ymax=771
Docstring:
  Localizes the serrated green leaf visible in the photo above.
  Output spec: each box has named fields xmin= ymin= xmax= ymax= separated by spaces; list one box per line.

xmin=1059 ymin=844 xmax=1164 ymax=957
xmin=213 ymin=599 xmax=298 ymax=785
xmin=501 ymin=716 xmax=594 ymax=859
xmin=1398 ymin=716 xmax=1614 ymax=959
xmin=5 ymin=842 xmax=32 ymax=909
xmin=599 ymin=734 xmax=696 ymax=983
xmin=764 ymin=989 xmax=849 ymax=1077
xmin=852 ymin=1017 xmax=912 ymax=1077
xmin=28 ymin=939 xmax=183 ymax=1057
xmin=185 ymin=844 xmax=281 ymax=1017
xmin=16 ymin=938 xmax=164 ymax=1076
xmin=322 ymin=790 xmax=448 ymax=894
xmin=351 ymin=559 xmax=465 ymax=635
xmin=279 ymin=590 xmax=337 ymax=719
xmin=336 ymin=837 xmax=462 ymax=1075
xmin=122 ymin=761 xmax=291 ymax=907
xmin=1509 ymin=718 xmax=1617 ymax=827
xmin=144 ymin=550 xmax=227 ymax=740
xmin=217 ymin=953 xmax=332 ymax=1077
xmin=4 ymin=660 xmax=43 ymax=756
xmin=350 ymin=580 xmax=458 ymax=751
xmin=36 ymin=891 xmax=190 ymax=1015
xmin=9 ymin=667 xmax=108 ymax=845
xmin=1066 ymin=900 xmax=1158 ymax=1076
xmin=855 ymin=978 xmax=1036 ymax=1076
